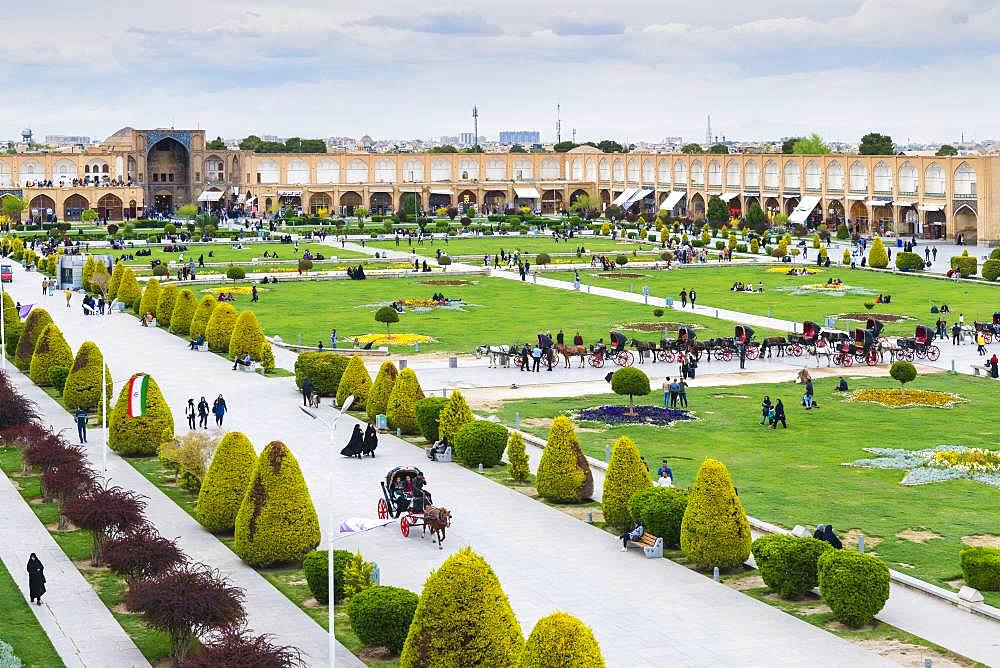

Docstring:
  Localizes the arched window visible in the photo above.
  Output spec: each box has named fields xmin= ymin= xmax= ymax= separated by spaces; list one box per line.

xmin=316 ymin=159 xmax=340 ymax=184
xmin=586 ymin=159 xmax=597 ymax=181
xmin=744 ymin=161 xmax=759 ymax=188
xmin=402 ymin=159 xmax=423 ymax=183
xmin=804 ymin=161 xmax=820 ymax=190
xmin=375 ymin=159 xmax=395 ymax=183
xmin=431 ymin=159 xmax=451 ymax=182
xmin=627 ymin=159 xmax=639 ymax=182
xmin=514 ymin=159 xmax=532 ymax=180
xmin=954 ymin=162 xmax=977 ymax=195
xmin=783 ymin=161 xmax=801 ymax=188
xmin=19 ymin=160 xmax=42 ymax=185
xmin=204 ymin=157 xmax=225 ymax=183
xmin=726 ymin=160 xmax=740 ymax=187
xmin=286 ymin=159 xmax=309 ymax=184
xmin=898 ymin=162 xmax=917 ymax=193
xmin=707 ymin=160 xmax=722 ymax=187
xmin=641 ymin=159 xmax=654 ymax=183
xmin=458 ymin=158 xmax=478 ymax=181
xmin=598 ymin=159 xmax=610 ymax=180
xmin=924 ymin=163 xmax=944 ymax=195
xmin=540 ymin=159 xmax=560 ymax=180
xmin=873 ymin=161 xmax=892 ymax=192
xmin=849 ymin=161 xmax=868 ymax=191
xmin=690 ymin=160 xmax=704 ymax=186
xmin=485 ymin=159 xmax=505 ymax=181
xmin=658 ymin=160 xmax=670 ymax=183
xmin=115 ymin=156 xmax=124 ymax=179
xmin=86 ymin=160 xmax=107 ymax=175
xmin=0 ymin=161 xmax=12 ymax=187
xmin=763 ymin=160 xmax=779 ymax=188
xmin=673 ymin=160 xmax=688 ymax=184
xmin=346 ymin=159 xmax=368 ymax=183
xmin=256 ymin=160 xmax=279 ymax=184
xmin=571 ymin=159 xmax=583 ymax=180
xmin=54 ymin=160 xmax=77 ymax=181
xmin=612 ymin=159 xmax=624 ymax=181
xmin=826 ymin=161 xmax=844 ymax=191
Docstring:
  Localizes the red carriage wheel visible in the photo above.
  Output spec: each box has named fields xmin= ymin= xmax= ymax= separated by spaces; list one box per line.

xmin=914 ymin=348 xmax=927 ymax=359
xmin=718 ymin=348 xmax=733 ymax=362
xmin=589 ymin=353 xmax=604 ymax=368
xmin=745 ymin=345 xmax=759 ymax=360
xmin=927 ymin=346 xmax=941 ymax=361
xmin=400 ymin=514 xmax=411 ymax=537
xmin=984 ymin=333 xmax=993 ymax=344
xmin=616 ymin=350 xmax=634 ymax=367
xmin=866 ymin=349 xmax=878 ymax=366
xmin=842 ymin=354 xmax=853 ymax=367
xmin=377 ymin=498 xmax=388 ymax=520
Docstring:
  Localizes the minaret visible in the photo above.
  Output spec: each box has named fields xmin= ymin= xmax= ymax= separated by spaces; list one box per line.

xmin=705 ymin=115 xmax=713 ymax=146
xmin=472 ymin=106 xmax=478 ymax=146
xmin=557 ymin=101 xmax=562 ymax=144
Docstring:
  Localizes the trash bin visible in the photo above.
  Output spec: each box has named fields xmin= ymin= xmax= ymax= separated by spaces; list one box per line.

xmin=375 ymin=414 xmax=387 ymax=431
xmin=666 ymin=297 xmax=674 ymax=307
xmin=117 ymin=302 xmax=126 ymax=313
xmin=896 ymin=239 xmax=903 ymax=248
xmin=824 ymin=316 xmax=836 ymax=329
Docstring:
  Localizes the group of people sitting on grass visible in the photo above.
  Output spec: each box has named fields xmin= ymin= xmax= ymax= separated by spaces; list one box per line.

xmin=261 ymin=250 xmax=279 ymax=258
xmin=730 ymin=281 xmax=763 ymax=293
xmin=216 ymin=292 xmax=237 ymax=302
xmin=592 ymin=255 xmax=618 ymax=271
xmin=347 ymin=265 xmax=367 ymax=280
xmin=430 ymin=293 xmax=458 ymax=304
xmin=786 ymin=267 xmax=811 ymax=276
xmin=875 ymin=293 xmax=892 ymax=303
xmin=826 ymin=277 xmax=844 ymax=286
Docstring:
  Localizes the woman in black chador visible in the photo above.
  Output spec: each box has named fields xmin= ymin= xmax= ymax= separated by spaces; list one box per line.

xmin=340 ymin=425 xmax=364 ymax=459
xmin=362 ymin=424 xmax=379 ymax=457
xmin=27 ymin=553 xmax=45 ymax=605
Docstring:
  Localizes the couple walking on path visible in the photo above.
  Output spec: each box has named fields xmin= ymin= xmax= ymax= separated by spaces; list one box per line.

xmin=185 ymin=395 xmax=228 ymax=429
xmin=679 ymin=288 xmax=697 ymax=309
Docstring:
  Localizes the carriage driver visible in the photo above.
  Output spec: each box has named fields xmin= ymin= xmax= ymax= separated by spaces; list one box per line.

xmin=412 ymin=471 xmax=433 ymax=511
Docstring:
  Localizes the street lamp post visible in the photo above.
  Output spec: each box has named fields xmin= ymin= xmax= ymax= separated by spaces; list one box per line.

xmin=300 ymin=394 xmax=354 ymax=668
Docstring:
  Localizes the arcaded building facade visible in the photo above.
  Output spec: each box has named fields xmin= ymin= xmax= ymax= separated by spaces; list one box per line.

xmin=0 ymin=129 xmax=995 ymax=243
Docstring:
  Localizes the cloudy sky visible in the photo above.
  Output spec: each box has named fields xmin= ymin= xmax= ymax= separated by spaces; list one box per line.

xmin=3 ymin=0 xmax=997 ymax=144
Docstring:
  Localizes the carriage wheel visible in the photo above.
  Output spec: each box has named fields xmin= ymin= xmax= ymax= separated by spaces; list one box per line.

xmin=842 ymin=354 xmax=853 ymax=367
xmin=866 ymin=349 xmax=879 ymax=366
xmin=902 ymin=348 xmax=915 ymax=361
xmin=589 ymin=353 xmax=604 ymax=368
xmin=663 ymin=350 xmax=676 ymax=364
xmin=377 ymin=498 xmax=388 ymax=520
xmin=400 ymin=514 xmax=412 ymax=537
xmin=718 ymin=349 xmax=733 ymax=362
xmin=914 ymin=348 xmax=927 ymax=359
xmin=854 ymin=353 xmax=867 ymax=364
xmin=984 ymin=333 xmax=993 ymax=345
xmin=616 ymin=350 xmax=634 ymax=367
xmin=927 ymin=346 xmax=941 ymax=362
xmin=745 ymin=345 xmax=759 ymax=360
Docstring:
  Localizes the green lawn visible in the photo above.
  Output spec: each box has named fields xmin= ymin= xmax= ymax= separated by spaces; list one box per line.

xmin=0 ymin=558 xmax=63 ymax=668
xmin=86 ymin=241 xmax=368 ymax=266
xmin=547 ymin=264 xmax=1000 ymax=336
xmin=199 ymin=276 xmax=777 ymax=353
xmin=367 ymin=235 xmax=656 ymax=258
xmin=493 ymin=372 xmax=1000 ymax=605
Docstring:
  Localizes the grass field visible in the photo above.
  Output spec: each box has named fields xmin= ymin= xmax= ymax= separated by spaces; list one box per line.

xmin=200 ymin=276 xmax=777 ymax=352
xmin=367 ymin=235 xmax=656 ymax=258
xmin=85 ymin=241 xmax=368 ymax=266
xmin=493 ymin=372 xmax=1000 ymax=604
xmin=0 ymin=558 xmax=63 ymax=668
xmin=547 ymin=264 xmax=1000 ymax=336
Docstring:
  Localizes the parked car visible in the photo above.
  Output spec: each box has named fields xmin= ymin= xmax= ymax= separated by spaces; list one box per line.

xmin=1 ymin=264 xmax=12 ymax=283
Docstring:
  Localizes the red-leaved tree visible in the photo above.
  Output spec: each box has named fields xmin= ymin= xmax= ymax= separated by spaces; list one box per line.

xmin=126 ymin=562 xmax=246 ymax=666
xmin=62 ymin=482 xmax=147 ymax=566
xmin=105 ymin=525 xmax=186 ymax=586
xmin=181 ymin=628 xmax=303 ymax=667
xmin=42 ymin=457 xmax=95 ymax=529
xmin=1 ymin=422 xmax=53 ymax=473
xmin=0 ymin=370 xmax=40 ymax=429
xmin=25 ymin=433 xmax=81 ymax=501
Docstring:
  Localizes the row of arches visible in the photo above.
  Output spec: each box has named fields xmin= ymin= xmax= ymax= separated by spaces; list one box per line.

xmin=17 ymin=193 xmax=134 ymax=221
xmin=255 ymin=157 xmax=566 ymax=185
xmin=0 ymin=158 xmax=135 ymax=186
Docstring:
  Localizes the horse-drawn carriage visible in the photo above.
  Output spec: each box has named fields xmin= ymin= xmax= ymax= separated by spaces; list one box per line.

xmin=973 ymin=312 xmax=1000 ymax=344
xmin=833 ymin=328 xmax=880 ymax=366
xmin=376 ymin=466 xmax=451 ymax=548
xmin=714 ymin=325 xmax=759 ymax=362
xmin=896 ymin=325 xmax=940 ymax=362
xmin=652 ymin=326 xmax=697 ymax=364
xmin=786 ymin=321 xmax=822 ymax=357
xmin=589 ymin=331 xmax=634 ymax=368
xmin=865 ymin=318 xmax=887 ymax=344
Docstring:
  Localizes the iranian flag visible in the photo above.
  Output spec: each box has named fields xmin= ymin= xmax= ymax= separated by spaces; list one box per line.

xmin=128 ymin=374 xmax=149 ymax=418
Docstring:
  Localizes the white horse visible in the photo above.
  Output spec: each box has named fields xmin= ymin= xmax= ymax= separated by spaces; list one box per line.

xmin=475 ymin=345 xmax=516 ymax=368
xmin=810 ymin=339 xmax=834 ymax=367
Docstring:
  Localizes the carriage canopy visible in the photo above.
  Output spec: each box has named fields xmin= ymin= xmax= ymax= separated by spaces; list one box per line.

xmin=735 ymin=325 xmax=755 ymax=342
xmin=385 ymin=466 xmax=422 ymax=488
xmin=802 ymin=321 xmax=820 ymax=341
xmin=865 ymin=319 xmax=884 ymax=337
xmin=993 ymin=312 xmax=1000 ymax=325
xmin=610 ymin=331 xmax=627 ymax=348
xmin=853 ymin=328 xmax=874 ymax=349
xmin=914 ymin=324 xmax=933 ymax=345
xmin=677 ymin=325 xmax=697 ymax=342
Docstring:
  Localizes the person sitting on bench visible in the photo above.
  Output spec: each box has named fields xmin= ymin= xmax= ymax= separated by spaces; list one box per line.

xmin=189 ymin=335 xmax=206 ymax=350
xmin=620 ymin=521 xmax=644 ymax=551
xmin=141 ymin=312 xmax=154 ymax=327
xmin=232 ymin=352 xmax=252 ymax=370
xmin=428 ymin=437 xmax=450 ymax=461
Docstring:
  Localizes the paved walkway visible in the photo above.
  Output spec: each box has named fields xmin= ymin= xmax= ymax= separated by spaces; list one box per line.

xmin=4 ymin=268 xmax=889 ymax=665
xmin=0 ymin=467 xmax=149 ymax=668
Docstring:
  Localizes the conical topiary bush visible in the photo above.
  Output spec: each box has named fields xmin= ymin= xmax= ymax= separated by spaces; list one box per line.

xmin=680 ymin=458 xmax=752 ymax=569
xmin=601 ymin=435 xmax=651 ymax=529
xmin=82 ymin=255 xmax=96 ymax=292
xmin=518 ymin=612 xmax=604 ymax=668
xmin=15 ymin=308 xmax=52 ymax=371
xmin=116 ymin=267 xmax=142 ymax=311
xmin=386 ymin=367 xmax=424 ymax=434
xmin=197 ymin=431 xmax=257 ymax=532
xmin=62 ymin=341 xmax=113 ymax=416
xmin=234 ymin=440 xmax=321 ymax=566
xmin=205 ymin=302 xmax=238 ymax=352
xmin=189 ymin=294 xmax=217 ymax=340
xmin=366 ymin=361 xmax=398 ymax=422
xmin=155 ymin=284 xmax=178 ymax=328
xmin=336 ymin=355 xmax=372 ymax=411
xmin=107 ymin=261 xmax=124 ymax=300
xmin=29 ymin=323 xmax=74 ymax=386
xmin=228 ymin=310 xmax=266 ymax=360
xmin=438 ymin=390 xmax=473 ymax=443
xmin=2 ymin=291 xmax=18 ymax=330
xmin=108 ymin=373 xmax=174 ymax=456
xmin=91 ymin=260 xmax=111 ymax=295
xmin=400 ymin=547 xmax=523 ymax=668
xmin=536 ymin=416 xmax=593 ymax=503
xmin=169 ymin=289 xmax=197 ymax=336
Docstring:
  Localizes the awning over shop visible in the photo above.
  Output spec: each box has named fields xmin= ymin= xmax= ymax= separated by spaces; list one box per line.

xmin=197 ymin=190 xmax=224 ymax=202
xmin=659 ymin=191 xmax=686 ymax=211
xmin=430 ymin=188 xmax=453 ymax=196
xmin=742 ymin=192 xmax=760 ymax=198
xmin=610 ymin=187 xmax=638 ymax=207
xmin=514 ymin=187 xmax=540 ymax=199
xmin=781 ymin=193 xmax=800 ymax=199
xmin=720 ymin=192 xmax=740 ymax=203
xmin=894 ymin=201 xmax=914 ymax=208
xmin=278 ymin=190 xmax=303 ymax=197
xmin=621 ymin=188 xmax=653 ymax=208
xmin=867 ymin=199 xmax=891 ymax=208
xmin=919 ymin=203 xmax=944 ymax=212
xmin=788 ymin=195 xmax=821 ymax=225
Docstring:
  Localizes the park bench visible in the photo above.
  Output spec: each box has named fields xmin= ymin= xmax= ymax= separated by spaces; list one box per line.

xmin=970 ymin=365 xmax=999 ymax=379
xmin=625 ymin=532 xmax=663 ymax=559
xmin=237 ymin=361 xmax=262 ymax=374
xmin=425 ymin=446 xmax=453 ymax=463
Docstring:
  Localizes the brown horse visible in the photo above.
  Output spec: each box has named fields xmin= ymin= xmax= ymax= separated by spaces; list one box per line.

xmin=554 ymin=342 xmax=587 ymax=368
xmin=422 ymin=506 xmax=452 ymax=549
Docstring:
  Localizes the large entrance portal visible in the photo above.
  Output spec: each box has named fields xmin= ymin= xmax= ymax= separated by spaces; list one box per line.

xmin=147 ymin=137 xmax=190 ymax=212
xmin=154 ymin=193 xmax=174 ymax=212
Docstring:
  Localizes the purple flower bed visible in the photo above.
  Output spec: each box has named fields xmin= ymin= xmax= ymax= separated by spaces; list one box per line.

xmin=576 ymin=405 xmax=695 ymax=426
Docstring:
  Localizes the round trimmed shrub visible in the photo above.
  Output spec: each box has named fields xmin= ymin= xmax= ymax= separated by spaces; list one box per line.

xmin=298 ymin=258 xmax=313 ymax=272
xmin=189 ymin=294 xmax=217 ymax=340
xmin=348 ymin=585 xmax=419 ymax=654
xmin=15 ymin=307 xmax=52 ymax=371
xmin=611 ymin=367 xmax=650 ymax=409
xmin=108 ymin=373 xmax=174 ymax=456
xmin=205 ymin=302 xmax=238 ymax=352
xmin=303 ymin=549 xmax=352 ymax=604
xmin=453 ymin=420 xmax=508 ymax=467
xmin=386 ymin=368 xmax=425 ymax=435
xmin=680 ymin=458 xmax=752 ymax=569
xmin=400 ymin=547 xmax=523 ymax=667
xmin=950 ymin=250 xmax=977 ymax=277
xmin=138 ymin=278 xmax=161 ymax=318
xmin=752 ymin=535 xmax=832 ymax=598
xmin=116 ymin=268 xmax=142 ymax=311
xmin=155 ymin=284 xmax=178 ymax=327
xmin=628 ymin=487 xmax=688 ymax=548
xmin=228 ymin=310 xmax=266 ymax=361
xmin=817 ymin=550 xmax=890 ymax=627
xmin=151 ymin=264 xmax=169 ymax=277
xmin=169 ymin=289 xmax=197 ymax=335
xmin=519 ymin=612 xmax=604 ymax=668
xmin=534 ymin=252 xmax=551 ymax=265
xmin=367 ymin=361 xmax=398 ymax=422
xmin=196 ymin=431 xmax=257 ymax=532
xmin=601 ymin=435 xmax=651 ymax=529
xmin=536 ymin=416 xmax=593 ymax=503
xmin=414 ymin=397 xmax=448 ymax=443
xmin=894 ymin=251 xmax=923 ymax=272
xmin=29 ymin=323 xmax=73 ymax=386
xmin=337 ymin=355 xmax=372 ymax=412
xmin=234 ymin=440 xmax=321 ymax=567
xmin=62 ymin=341 xmax=113 ymax=414
xmin=982 ymin=259 xmax=1000 ymax=282
xmin=294 ymin=351 xmax=349 ymax=396
xmin=960 ymin=546 xmax=1000 ymax=591
xmin=437 ymin=390 xmax=473 ymax=444
xmin=889 ymin=360 xmax=917 ymax=385
xmin=992 ymin=247 xmax=1000 ymax=261
xmin=226 ymin=265 xmax=246 ymax=281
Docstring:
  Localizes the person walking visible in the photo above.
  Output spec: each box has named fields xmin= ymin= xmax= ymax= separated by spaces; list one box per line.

xmin=330 ymin=329 xmax=338 ymax=348
xmin=64 ymin=287 xmax=72 ymax=308
xmin=803 ymin=379 xmax=815 ymax=409
xmin=932 ymin=247 xmax=938 ymax=261
xmin=771 ymin=399 xmax=787 ymax=429
xmin=661 ymin=377 xmax=671 ymax=407
xmin=212 ymin=394 xmax=227 ymax=426
xmin=184 ymin=399 xmax=196 ymax=430
xmin=72 ymin=407 xmax=88 ymax=444
xmin=689 ymin=288 xmax=697 ymax=309
xmin=759 ymin=395 xmax=772 ymax=425
xmin=678 ymin=378 xmax=688 ymax=407
xmin=951 ymin=322 xmax=962 ymax=346
xmin=976 ymin=331 xmax=988 ymax=356
xmin=27 ymin=554 xmax=45 ymax=605
xmin=197 ymin=396 xmax=209 ymax=429
xmin=679 ymin=289 xmax=688 ymax=308
xmin=251 ymin=284 xmax=259 ymax=302
xmin=301 ymin=377 xmax=314 ymax=406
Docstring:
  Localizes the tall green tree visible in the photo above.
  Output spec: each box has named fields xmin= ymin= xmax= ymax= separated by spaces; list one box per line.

xmin=681 ymin=143 xmax=704 ymax=154
xmin=792 ymin=133 xmax=831 ymax=154
xmin=428 ymin=145 xmax=458 ymax=153
xmin=859 ymin=133 xmax=894 ymax=155
xmin=596 ymin=140 xmax=625 ymax=153
xmin=935 ymin=144 xmax=958 ymax=156
xmin=746 ymin=201 xmax=767 ymax=233
xmin=706 ymin=195 xmax=728 ymax=224
xmin=206 ymin=136 xmax=226 ymax=150
xmin=553 ymin=141 xmax=578 ymax=152
xmin=1 ymin=195 xmax=27 ymax=224
xmin=238 ymin=135 xmax=262 ymax=150
xmin=781 ymin=137 xmax=801 ymax=154
xmin=708 ymin=143 xmax=729 ymax=154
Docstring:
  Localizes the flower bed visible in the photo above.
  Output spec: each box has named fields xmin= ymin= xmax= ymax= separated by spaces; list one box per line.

xmin=619 ymin=322 xmax=699 ymax=333
xmin=419 ymin=279 xmax=475 ymax=286
xmin=847 ymin=445 xmax=1000 ymax=489
xmin=593 ymin=272 xmax=648 ymax=279
xmin=838 ymin=313 xmax=910 ymax=322
xmin=203 ymin=285 xmax=255 ymax=294
xmin=575 ymin=405 xmax=695 ymax=427
xmin=354 ymin=333 xmax=434 ymax=346
xmin=846 ymin=388 xmax=965 ymax=409
xmin=767 ymin=266 xmax=821 ymax=275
